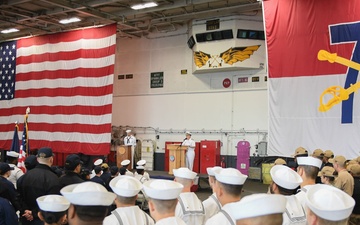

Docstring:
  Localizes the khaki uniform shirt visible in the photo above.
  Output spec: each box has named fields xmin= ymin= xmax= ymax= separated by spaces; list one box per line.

xmin=334 ymin=169 xmax=354 ymax=196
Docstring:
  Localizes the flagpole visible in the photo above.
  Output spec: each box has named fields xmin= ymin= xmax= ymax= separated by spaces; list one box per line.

xmin=24 ymin=107 xmax=30 ymax=156
xmin=17 ymin=108 xmax=30 ymax=173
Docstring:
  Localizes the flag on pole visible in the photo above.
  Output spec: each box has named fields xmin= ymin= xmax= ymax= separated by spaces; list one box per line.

xmin=9 ymin=123 xmax=20 ymax=153
xmin=0 ymin=24 xmax=116 ymax=155
xmin=18 ymin=111 xmax=29 ymax=173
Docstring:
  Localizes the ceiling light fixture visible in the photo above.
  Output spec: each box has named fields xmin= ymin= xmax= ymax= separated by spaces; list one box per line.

xmin=131 ymin=1 xmax=158 ymax=10
xmin=59 ymin=17 xmax=81 ymax=24
xmin=1 ymin=28 xmax=19 ymax=34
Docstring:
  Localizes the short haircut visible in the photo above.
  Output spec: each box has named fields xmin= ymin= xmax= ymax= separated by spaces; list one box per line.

xmin=136 ymin=169 xmax=144 ymax=175
xmin=274 ymin=182 xmax=297 ymax=195
xmin=308 ymin=209 xmax=348 ymax=225
xmin=323 ymin=176 xmax=335 ymax=182
xmin=237 ymin=213 xmax=283 ymax=225
xmin=335 ymin=161 xmax=346 ymax=168
xmin=94 ymin=166 xmax=102 ymax=174
xmin=73 ymin=205 xmax=109 ymax=222
xmin=119 ymin=167 xmax=126 ymax=175
xmin=39 ymin=210 xmax=66 ymax=224
xmin=37 ymin=157 xmax=52 ymax=165
xmin=298 ymin=165 xmax=319 ymax=180
xmin=175 ymin=177 xmax=193 ymax=187
xmin=6 ymin=156 xmax=17 ymax=164
xmin=218 ymin=181 xmax=243 ymax=197
xmin=117 ymin=195 xmax=137 ymax=205
xmin=150 ymin=198 xmax=177 ymax=214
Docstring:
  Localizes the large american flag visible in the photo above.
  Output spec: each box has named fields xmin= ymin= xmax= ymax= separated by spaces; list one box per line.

xmin=0 ymin=24 xmax=116 ymax=155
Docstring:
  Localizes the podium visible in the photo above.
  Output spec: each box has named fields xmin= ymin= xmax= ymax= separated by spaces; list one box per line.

xmin=167 ymin=144 xmax=187 ymax=174
xmin=116 ymin=145 xmax=132 ymax=169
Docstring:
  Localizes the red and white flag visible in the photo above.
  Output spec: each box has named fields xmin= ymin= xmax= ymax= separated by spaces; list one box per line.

xmin=0 ymin=24 xmax=116 ymax=155
xmin=264 ymin=0 xmax=360 ymax=157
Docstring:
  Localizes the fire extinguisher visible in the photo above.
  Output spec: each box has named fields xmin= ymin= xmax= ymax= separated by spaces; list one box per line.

xmin=220 ymin=157 xmax=226 ymax=168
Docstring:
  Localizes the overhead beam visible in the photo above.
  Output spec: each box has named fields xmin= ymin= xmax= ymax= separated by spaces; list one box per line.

xmin=150 ymin=2 xmax=261 ymax=23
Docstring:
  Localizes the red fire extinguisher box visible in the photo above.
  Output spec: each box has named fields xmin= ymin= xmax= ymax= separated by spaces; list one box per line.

xmin=164 ymin=141 xmax=200 ymax=173
xmin=200 ymin=140 xmax=221 ymax=174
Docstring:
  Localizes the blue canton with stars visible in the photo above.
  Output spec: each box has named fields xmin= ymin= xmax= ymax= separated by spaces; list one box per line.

xmin=0 ymin=41 xmax=16 ymax=100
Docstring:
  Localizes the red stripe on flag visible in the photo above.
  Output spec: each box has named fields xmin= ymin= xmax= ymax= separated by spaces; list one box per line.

xmin=30 ymin=140 xmax=111 ymax=155
xmin=0 ymin=105 xmax=112 ymax=117
xmin=31 ymin=123 xmax=112 ymax=134
xmin=15 ymin=85 xmax=113 ymax=98
xmin=16 ymin=45 xmax=116 ymax=64
xmin=0 ymin=123 xmax=111 ymax=134
xmin=2 ymin=139 xmax=111 ymax=156
xmin=16 ymin=66 xmax=115 ymax=81
xmin=17 ymin=24 xmax=117 ymax=48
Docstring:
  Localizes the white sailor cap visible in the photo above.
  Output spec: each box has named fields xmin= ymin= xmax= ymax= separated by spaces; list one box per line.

xmin=173 ymin=167 xmax=197 ymax=180
xmin=136 ymin=165 xmax=145 ymax=170
xmin=306 ymin=184 xmax=355 ymax=221
xmin=61 ymin=182 xmax=116 ymax=206
xmin=185 ymin=131 xmax=192 ymax=135
xmin=126 ymin=130 xmax=131 ymax=133
xmin=143 ymin=179 xmax=183 ymax=200
xmin=297 ymin=156 xmax=322 ymax=169
xmin=121 ymin=159 xmax=131 ymax=166
xmin=110 ymin=176 xmax=142 ymax=197
xmin=206 ymin=166 xmax=222 ymax=176
xmin=94 ymin=159 xmax=103 ymax=166
xmin=137 ymin=159 xmax=146 ymax=166
xmin=227 ymin=194 xmax=287 ymax=220
xmin=90 ymin=170 xmax=96 ymax=179
xmin=270 ymin=165 xmax=302 ymax=190
xmin=37 ymin=195 xmax=70 ymax=212
xmin=214 ymin=168 xmax=247 ymax=185
xmin=6 ymin=151 xmax=19 ymax=158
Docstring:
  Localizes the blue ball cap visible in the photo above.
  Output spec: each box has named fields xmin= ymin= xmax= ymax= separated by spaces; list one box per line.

xmin=37 ymin=147 xmax=54 ymax=158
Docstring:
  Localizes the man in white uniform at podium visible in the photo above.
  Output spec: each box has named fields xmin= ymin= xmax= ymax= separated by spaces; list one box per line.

xmin=182 ymin=131 xmax=196 ymax=171
xmin=124 ymin=130 xmax=136 ymax=168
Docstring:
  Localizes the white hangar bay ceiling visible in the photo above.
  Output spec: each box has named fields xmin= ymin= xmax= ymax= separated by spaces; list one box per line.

xmin=0 ymin=0 xmax=261 ymax=41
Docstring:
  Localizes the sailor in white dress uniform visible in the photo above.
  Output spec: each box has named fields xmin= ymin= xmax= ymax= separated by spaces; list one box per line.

xmin=181 ymin=131 xmax=196 ymax=171
xmin=6 ymin=151 xmax=24 ymax=188
xmin=294 ymin=157 xmax=322 ymax=209
xmin=124 ymin=130 xmax=136 ymax=167
xmin=173 ymin=167 xmax=205 ymax=225
xmin=90 ymin=158 xmax=103 ymax=179
xmin=134 ymin=159 xmax=150 ymax=182
xmin=205 ymin=168 xmax=247 ymax=225
xmin=121 ymin=159 xmax=134 ymax=176
xmin=36 ymin=195 xmax=70 ymax=225
xmin=103 ymin=176 xmax=154 ymax=225
xmin=305 ymin=184 xmax=355 ymax=225
xmin=269 ymin=165 xmax=306 ymax=225
xmin=227 ymin=194 xmax=287 ymax=225
xmin=142 ymin=179 xmax=186 ymax=225
xmin=61 ymin=182 xmax=116 ymax=225
xmin=203 ymin=166 xmax=222 ymax=222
